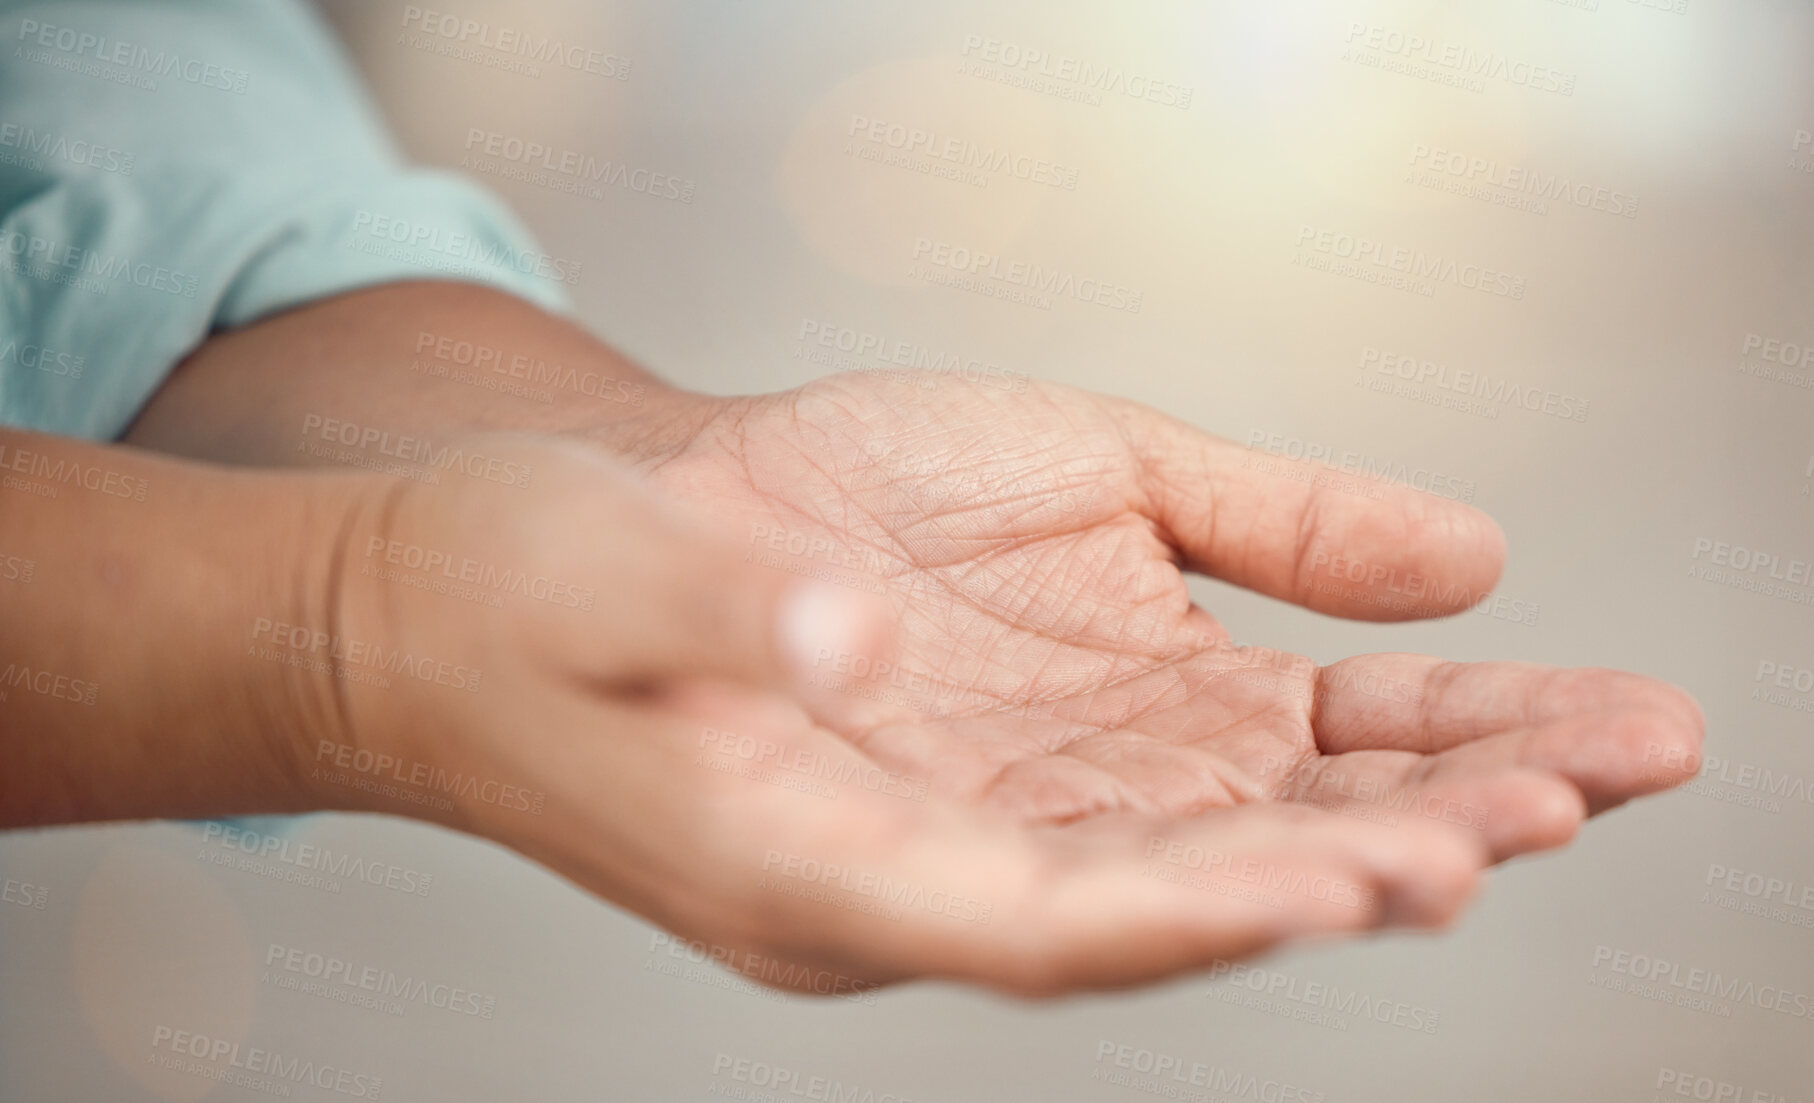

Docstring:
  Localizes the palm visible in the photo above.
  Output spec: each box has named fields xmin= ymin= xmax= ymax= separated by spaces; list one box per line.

xmin=639 ymin=372 xmax=1699 ymax=852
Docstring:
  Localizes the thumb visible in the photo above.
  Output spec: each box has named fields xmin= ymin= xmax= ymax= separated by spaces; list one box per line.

xmin=565 ymin=486 xmax=898 ymax=696
xmin=437 ymin=432 xmax=900 ymax=699
xmin=624 ymin=530 xmax=897 ymax=692
xmin=1109 ymin=398 xmax=1506 ymax=621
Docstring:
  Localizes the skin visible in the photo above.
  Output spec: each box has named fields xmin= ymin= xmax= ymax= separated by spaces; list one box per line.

xmin=5 ymin=280 xmax=1705 ymax=999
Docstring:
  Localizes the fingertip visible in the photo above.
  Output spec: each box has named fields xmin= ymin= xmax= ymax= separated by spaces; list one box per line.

xmin=1654 ymin=680 xmax=1708 ymax=745
xmin=776 ymin=578 xmax=897 ymax=690
xmin=1294 ymin=491 xmax=1511 ymax=623
xmin=1379 ymin=822 xmax=1485 ymax=929
xmin=1399 ymin=493 xmax=1507 ymax=618
xmin=1470 ymin=506 xmax=1508 ymax=592
xmin=1558 ymin=707 xmax=1676 ymax=788
xmin=1484 ymin=772 xmax=1586 ymax=861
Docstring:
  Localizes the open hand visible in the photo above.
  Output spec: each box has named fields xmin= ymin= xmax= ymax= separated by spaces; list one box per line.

xmin=613 ymin=371 xmax=1703 ymax=853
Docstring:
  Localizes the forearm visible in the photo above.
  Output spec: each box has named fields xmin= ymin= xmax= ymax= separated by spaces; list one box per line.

xmin=0 ymin=430 xmax=358 ymax=826
xmin=126 ymin=281 xmax=715 ymax=470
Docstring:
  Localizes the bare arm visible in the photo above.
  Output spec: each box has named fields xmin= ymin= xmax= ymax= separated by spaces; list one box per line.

xmin=126 ymin=281 xmax=708 ymax=469
xmin=0 ymin=429 xmax=357 ymax=825
xmin=39 ymin=276 xmax=1709 ymax=997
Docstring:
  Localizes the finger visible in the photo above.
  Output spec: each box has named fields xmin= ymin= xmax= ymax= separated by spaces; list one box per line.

xmin=1310 ymin=654 xmax=1705 ymax=758
xmin=508 ymin=442 xmax=900 ymax=695
xmin=1287 ymin=753 xmax=1585 ymax=862
xmin=1375 ymin=711 xmax=1703 ymax=815
xmin=610 ymin=519 xmax=894 ymax=693
xmin=980 ymin=804 xmax=1485 ymax=995
xmin=1106 ymin=398 xmax=1504 ymax=620
xmin=537 ymin=689 xmax=1484 ymax=1000
xmin=749 ymin=797 xmax=1484 ymax=998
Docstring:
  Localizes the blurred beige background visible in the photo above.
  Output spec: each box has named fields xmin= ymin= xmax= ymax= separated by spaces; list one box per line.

xmin=4 ymin=0 xmax=1812 ymax=1098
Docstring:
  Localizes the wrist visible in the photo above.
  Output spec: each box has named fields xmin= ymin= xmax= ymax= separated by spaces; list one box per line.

xmin=550 ymin=378 xmax=728 ymax=470
xmin=291 ymin=451 xmax=533 ymax=833
xmin=280 ymin=469 xmax=475 ymax=825
xmin=0 ymin=432 xmax=371 ymax=825
xmin=208 ymin=467 xmax=381 ymax=816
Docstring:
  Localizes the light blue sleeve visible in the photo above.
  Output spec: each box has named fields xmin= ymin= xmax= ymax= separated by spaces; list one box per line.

xmin=0 ymin=0 xmax=575 ymax=440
